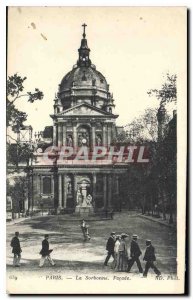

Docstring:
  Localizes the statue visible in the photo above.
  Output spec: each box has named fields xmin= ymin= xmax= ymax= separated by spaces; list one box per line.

xmin=76 ymin=189 xmax=83 ymax=206
xmin=67 ymin=182 xmax=72 ymax=194
xmin=66 ymin=135 xmax=73 ymax=147
xmin=76 ymin=183 xmax=93 ymax=208
xmin=75 ymin=182 xmax=94 ymax=215
xmin=78 ymin=134 xmax=83 ymax=147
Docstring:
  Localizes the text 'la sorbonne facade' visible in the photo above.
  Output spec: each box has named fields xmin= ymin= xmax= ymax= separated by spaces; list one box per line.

xmin=31 ymin=24 xmax=128 ymax=215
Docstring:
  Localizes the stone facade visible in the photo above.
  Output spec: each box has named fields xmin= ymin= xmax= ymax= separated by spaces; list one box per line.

xmin=30 ymin=25 xmax=127 ymax=214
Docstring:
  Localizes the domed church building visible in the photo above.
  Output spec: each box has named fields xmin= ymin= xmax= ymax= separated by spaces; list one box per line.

xmin=31 ymin=25 xmax=128 ymax=215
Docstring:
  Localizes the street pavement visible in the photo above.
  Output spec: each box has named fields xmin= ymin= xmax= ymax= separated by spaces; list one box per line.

xmin=6 ymin=211 xmax=177 ymax=278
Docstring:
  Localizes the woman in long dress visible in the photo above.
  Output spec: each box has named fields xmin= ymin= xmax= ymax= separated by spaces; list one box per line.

xmin=115 ymin=233 xmax=129 ymax=272
xmin=113 ymin=235 xmax=121 ymax=269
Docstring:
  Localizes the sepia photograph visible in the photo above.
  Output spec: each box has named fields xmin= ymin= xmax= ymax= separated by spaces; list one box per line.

xmin=6 ymin=6 xmax=187 ymax=294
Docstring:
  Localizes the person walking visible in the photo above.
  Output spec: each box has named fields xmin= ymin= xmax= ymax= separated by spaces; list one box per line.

xmin=10 ymin=232 xmax=22 ymax=267
xmin=127 ymin=234 xmax=143 ymax=274
xmin=115 ymin=233 xmax=129 ymax=272
xmin=143 ymin=240 xmax=161 ymax=277
xmin=113 ymin=235 xmax=121 ymax=269
xmin=104 ymin=232 xmax=116 ymax=266
xmin=39 ymin=234 xmax=55 ymax=267
xmin=80 ymin=219 xmax=90 ymax=241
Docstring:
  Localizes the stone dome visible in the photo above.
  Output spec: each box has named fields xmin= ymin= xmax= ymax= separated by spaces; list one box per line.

xmin=59 ymin=65 xmax=108 ymax=93
xmin=55 ymin=24 xmax=115 ymax=114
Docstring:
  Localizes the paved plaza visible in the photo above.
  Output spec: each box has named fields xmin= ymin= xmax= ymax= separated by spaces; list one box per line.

xmin=7 ymin=211 xmax=177 ymax=278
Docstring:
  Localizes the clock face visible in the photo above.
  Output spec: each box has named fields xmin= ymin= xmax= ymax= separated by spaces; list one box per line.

xmin=82 ymin=138 xmax=87 ymax=144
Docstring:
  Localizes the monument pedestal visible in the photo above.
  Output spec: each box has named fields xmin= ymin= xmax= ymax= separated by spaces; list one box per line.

xmin=75 ymin=205 xmax=94 ymax=216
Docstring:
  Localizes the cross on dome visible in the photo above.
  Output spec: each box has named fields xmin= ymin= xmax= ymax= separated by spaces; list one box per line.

xmin=78 ymin=24 xmax=91 ymax=67
xmin=82 ymin=23 xmax=87 ymax=38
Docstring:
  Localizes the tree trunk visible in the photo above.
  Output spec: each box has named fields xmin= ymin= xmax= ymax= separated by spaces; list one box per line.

xmin=142 ymin=194 xmax=146 ymax=214
xmin=161 ymin=189 xmax=166 ymax=220
xmin=151 ymin=194 xmax=154 ymax=216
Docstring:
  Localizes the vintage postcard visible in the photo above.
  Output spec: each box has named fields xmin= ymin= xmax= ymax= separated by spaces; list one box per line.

xmin=6 ymin=6 xmax=187 ymax=294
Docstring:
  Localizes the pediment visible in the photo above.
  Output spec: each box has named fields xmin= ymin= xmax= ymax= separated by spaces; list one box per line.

xmin=57 ymin=103 xmax=112 ymax=117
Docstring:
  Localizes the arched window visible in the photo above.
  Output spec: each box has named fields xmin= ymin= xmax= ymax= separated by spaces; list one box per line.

xmin=43 ymin=177 xmax=51 ymax=194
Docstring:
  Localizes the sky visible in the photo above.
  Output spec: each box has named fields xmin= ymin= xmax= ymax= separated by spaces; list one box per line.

xmin=7 ymin=6 xmax=186 ymax=134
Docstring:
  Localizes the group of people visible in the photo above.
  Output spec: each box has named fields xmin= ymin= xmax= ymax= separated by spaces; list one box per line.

xmin=10 ymin=221 xmax=91 ymax=268
xmin=10 ymin=229 xmax=161 ymax=277
xmin=10 ymin=232 xmax=55 ymax=268
xmin=104 ymin=232 xmax=162 ymax=278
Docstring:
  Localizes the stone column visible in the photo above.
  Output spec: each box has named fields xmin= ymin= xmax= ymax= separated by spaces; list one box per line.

xmin=103 ymin=123 xmax=107 ymax=147
xmin=30 ymin=173 xmax=37 ymax=210
xmin=103 ymin=174 xmax=107 ymax=209
xmin=91 ymin=124 xmax=96 ymax=149
xmin=53 ymin=123 xmax=57 ymax=146
xmin=53 ymin=167 xmax=58 ymax=209
xmin=58 ymin=124 xmax=63 ymax=148
xmin=73 ymin=174 xmax=77 ymax=197
xmin=73 ymin=174 xmax=77 ymax=210
xmin=58 ymin=174 xmax=62 ymax=208
xmin=62 ymin=123 xmax=66 ymax=146
xmin=63 ymin=175 xmax=67 ymax=208
xmin=73 ymin=124 xmax=77 ymax=149
xmin=107 ymin=174 xmax=112 ymax=209
xmin=107 ymin=124 xmax=112 ymax=146
xmin=51 ymin=174 xmax=54 ymax=206
xmin=92 ymin=173 xmax=97 ymax=208
xmin=40 ymin=175 xmax=43 ymax=194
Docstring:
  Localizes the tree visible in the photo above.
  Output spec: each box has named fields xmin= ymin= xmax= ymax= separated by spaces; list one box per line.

xmin=116 ymin=73 xmax=177 ymax=223
xmin=126 ymin=108 xmax=158 ymax=142
xmin=121 ymin=108 xmax=170 ymax=143
xmin=147 ymin=73 xmax=177 ymax=223
xmin=7 ymin=74 xmax=43 ymax=133
xmin=115 ymin=130 xmax=128 ymax=143
xmin=121 ymin=74 xmax=177 ymax=144
xmin=7 ymin=74 xmax=43 ymax=167
xmin=147 ymin=73 xmax=177 ymax=104
xmin=7 ymin=142 xmax=35 ymax=168
xmin=7 ymin=176 xmax=27 ymax=215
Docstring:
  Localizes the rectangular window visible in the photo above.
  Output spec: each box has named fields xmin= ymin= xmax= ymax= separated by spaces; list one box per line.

xmin=43 ymin=177 xmax=51 ymax=194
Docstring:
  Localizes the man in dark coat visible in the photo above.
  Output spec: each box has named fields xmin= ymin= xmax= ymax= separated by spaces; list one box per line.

xmin=127 ymin=234 xmax=143 ymax=274
xmin=39 ymin=234 xmax=55 ymax=267
xmin=104 ymin=232 xmax=116 ymax=266
xmin=10 ymin=232 xmax=22 ymax=267
xmin=143 ymin=240 xmax=161 ymax=277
